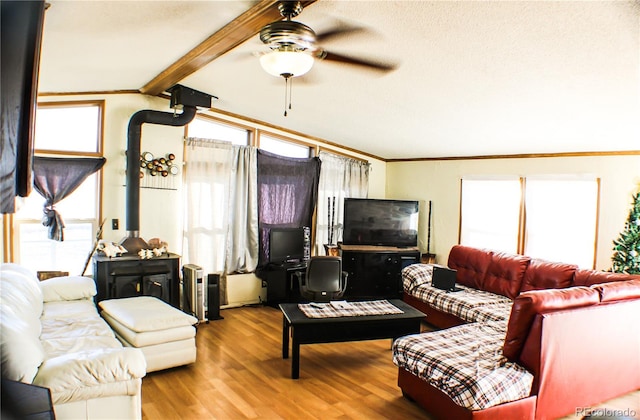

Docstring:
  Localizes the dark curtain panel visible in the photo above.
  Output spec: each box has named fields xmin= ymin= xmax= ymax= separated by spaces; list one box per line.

xmin=257 ymin=150 xmax=320 ymax=265
xmin=32 ymin=156 xmax=106 ymax=241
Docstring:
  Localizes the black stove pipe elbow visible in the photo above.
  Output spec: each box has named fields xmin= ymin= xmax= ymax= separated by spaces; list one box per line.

xmin=121 ymin=106 xmax=197 ymax=253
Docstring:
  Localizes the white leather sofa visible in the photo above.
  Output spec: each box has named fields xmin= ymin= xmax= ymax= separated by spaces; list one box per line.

xmin=0 ymin=263 xmax=146 ymax=419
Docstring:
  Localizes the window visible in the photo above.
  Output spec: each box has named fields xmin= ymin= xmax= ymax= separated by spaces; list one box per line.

xmin=460 ymin=178 xmax=521 ymax=254
xmin=524 ymin=177 xmax=599 ymax=268
xmin=259 ymin=133 xmax=312 ymax=158
xmin=459 ymin=176 xmax=599 ymax=268
xmin=187 ymin=116 xmax=249 ymax=146
xmin=35 ymin=104 xmax=101 ymax=153
xmin=12 ymin=101 xmax=103 ymax=274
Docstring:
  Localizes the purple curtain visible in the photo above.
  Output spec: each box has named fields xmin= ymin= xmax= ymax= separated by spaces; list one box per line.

xmin=257 ymin=150 xmax=320 ymax=265
xmin=32 ymin=156 xmax=106 ymax=241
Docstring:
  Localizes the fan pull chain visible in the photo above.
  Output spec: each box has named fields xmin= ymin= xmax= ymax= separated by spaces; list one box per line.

xmin=289 ymin=77 xmax=293 ymax=112
xmin=282 ymin=73 xmax=294 ymax=117
xmin=283 ymin=76 xmax=288 ymax=117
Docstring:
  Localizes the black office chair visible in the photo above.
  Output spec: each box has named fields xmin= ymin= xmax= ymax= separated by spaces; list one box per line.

xmin=295 ymin=256 xmax=348 ymax=302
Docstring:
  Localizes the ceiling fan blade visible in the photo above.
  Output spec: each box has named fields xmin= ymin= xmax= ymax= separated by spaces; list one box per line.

xmin=315 ymin=50 xmax=397 ymax=72
xmin=315 ymin=24 xmax=371 ymax=43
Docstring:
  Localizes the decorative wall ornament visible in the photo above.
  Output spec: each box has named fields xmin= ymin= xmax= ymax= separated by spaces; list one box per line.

xmin=138 ymin=152 xmax=179 ymax=190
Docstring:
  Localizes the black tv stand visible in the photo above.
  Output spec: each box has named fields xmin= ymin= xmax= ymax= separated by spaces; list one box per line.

xmin=339 ymin=245 xmax=420 ymax=300
xmin=257 ymin=261 xmax=308 ymax=306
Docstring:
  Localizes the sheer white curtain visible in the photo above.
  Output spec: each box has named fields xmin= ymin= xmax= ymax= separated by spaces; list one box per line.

xmin=182 ymin=138 xmax=233 ymax=276
xmin=183 ymin=138 xmax=259 ymax=274
xmin=315 ymin=151 xmax=370 ymax=254
xmin=225 ymin=146 xmax=259 ymax=273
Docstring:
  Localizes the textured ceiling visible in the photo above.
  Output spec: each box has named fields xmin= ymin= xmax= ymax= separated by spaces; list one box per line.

xmin=39 ymin=1 xmax=640 ymax=160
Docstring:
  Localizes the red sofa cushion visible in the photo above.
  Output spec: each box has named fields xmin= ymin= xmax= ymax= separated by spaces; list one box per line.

xmin=592 ymin=279 xmax=640 ymax=302
xmin=503 ymin=287 xmax=600 ymax=362
xmin=573 ymin=269 xmax=639 ymax=286
xmin=447 ymin=245 xmax=493 ymax=289
xmin=520 ymin=259 xmax=577 ymax=293
xmin=482 ymin=251 xmax=530 ymax=299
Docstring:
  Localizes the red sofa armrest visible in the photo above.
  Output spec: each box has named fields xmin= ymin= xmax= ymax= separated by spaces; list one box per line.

xmin=592 ymin=278 xmax=640 ymax=302
xmin=503 ymin=287 xmax=599 ymax=362
xmin=573 ymin=269 xmax=640 ymax=286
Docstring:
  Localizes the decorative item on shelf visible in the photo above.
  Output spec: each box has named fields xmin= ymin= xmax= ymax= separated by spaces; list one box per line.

xmin=137 ymin=246 xmax=167 ymax=260
xmin=323 ymin=196 xmax=341 ymax=256
xmin=324 ymin=244 xmax=340 ymax=257
xmin=137 ymin=237 xmax=169 ymax=260
xmin=138 ymin=152 xmax=179 ymax=190
xmin=148 ymin=237 xmax=168 ymax=250
xmin=423 ymin=200 xmax=437 ymax=264
xmin=97 ymin=241 xmax=128 ymax=258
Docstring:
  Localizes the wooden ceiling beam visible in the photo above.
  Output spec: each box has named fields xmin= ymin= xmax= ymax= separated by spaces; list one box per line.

xmin=140 ymin=0 xmax=317 ymax=96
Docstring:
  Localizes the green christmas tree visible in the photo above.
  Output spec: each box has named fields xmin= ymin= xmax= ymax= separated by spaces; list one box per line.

xmin=611 ymin=192 xmax=640 ymax=274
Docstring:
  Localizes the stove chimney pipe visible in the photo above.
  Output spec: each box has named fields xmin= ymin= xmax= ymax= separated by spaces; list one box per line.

xmin=121 ymin=85 xmax=214 ymax=254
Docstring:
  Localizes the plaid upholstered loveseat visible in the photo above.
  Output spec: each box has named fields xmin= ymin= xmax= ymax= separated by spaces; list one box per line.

xmin=394 ymin=245 xmax=640 ymax=419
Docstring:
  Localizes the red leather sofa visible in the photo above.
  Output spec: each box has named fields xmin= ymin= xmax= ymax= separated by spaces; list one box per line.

xmin=397 ymin=245 xmax=640 ymax=419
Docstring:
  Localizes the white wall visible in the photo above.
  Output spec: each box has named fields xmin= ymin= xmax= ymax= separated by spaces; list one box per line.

xmin=385 ymin=155 xmax=640 ymax=270
xmin=36 ymin=93 xmax=386 ymax=306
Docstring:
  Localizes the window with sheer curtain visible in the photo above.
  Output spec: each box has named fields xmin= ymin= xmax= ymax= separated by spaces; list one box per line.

xmin=182 ymin=117 xmax=254 ymax=276
xmin=315 ymin=151 xmax=370 ymax=255
xmin=460 ymin=176 xmax=599 ymax=268
xmin=182 ymin=138 xmax=234 ymax=275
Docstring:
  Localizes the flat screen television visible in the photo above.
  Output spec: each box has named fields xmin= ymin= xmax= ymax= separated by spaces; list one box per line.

xmin=269 ymin=227 xmax=305 ymax=265
xmin=342 ymin=198 xmax=419 ymax=247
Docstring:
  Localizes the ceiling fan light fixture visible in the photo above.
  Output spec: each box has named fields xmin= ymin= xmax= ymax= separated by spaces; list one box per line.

xmin=260 ymin=50 xmax=314 ymax=78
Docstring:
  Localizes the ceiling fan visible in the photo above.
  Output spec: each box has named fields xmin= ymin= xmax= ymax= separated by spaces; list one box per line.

xmin=258 ymin=1 xmax=396 ymax=79
xmin=258 ymin=1 xmax=396 ymax=115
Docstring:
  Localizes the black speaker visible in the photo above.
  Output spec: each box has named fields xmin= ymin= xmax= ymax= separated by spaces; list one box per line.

xmin=303 ymin=226 xmax=311 ymax=261
xmin=207 ymin=273 xmax=223 ymax=321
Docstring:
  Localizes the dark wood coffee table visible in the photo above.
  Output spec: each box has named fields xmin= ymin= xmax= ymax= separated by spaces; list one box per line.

xmin=279 ymin=299 xmax=426 ymax=379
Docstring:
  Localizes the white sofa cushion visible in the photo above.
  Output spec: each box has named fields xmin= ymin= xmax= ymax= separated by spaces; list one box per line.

xmin=40 ymin=275 xmax=96 ymax=302
xmin=1 ymin=264 xmax=44 ymax=321
xmin=0 ymin=263 xmax=38 ymax=281
xmin=33 ymin=347 xmax=146 ymax=404
xmin=42 ymin=335 xmax=123 ymax=359
xmin=41 ymin=316 xmax=116 ymax=342
xmin=99 ymin=296 xmax=197 ymax=332
xmin=41 ymin=299 xmax=100 ymax=320
xmin=0 ymin=304 xmax=45 ymax=382
xmin=102 ymin=312 xmax=196 ymax=347
xmin=0 ymin=264 xmax=45 ymax=383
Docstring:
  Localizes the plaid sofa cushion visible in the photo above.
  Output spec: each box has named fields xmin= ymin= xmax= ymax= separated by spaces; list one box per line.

xmin=402 ymin=264 xmax=434 ymax=294
xmin=411 ymin=283 xmax=512 ymax=324
xmin=466 ymin=301 xmax=513 ymax=324
xmin=393 ymin=322 xmax=533 ymax=410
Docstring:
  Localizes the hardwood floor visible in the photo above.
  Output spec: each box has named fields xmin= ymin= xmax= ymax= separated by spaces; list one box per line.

xmin=142 ymin=305 xmax=431 ymax=419
xmin=141 ymin=305 xmax=640 ymax=420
